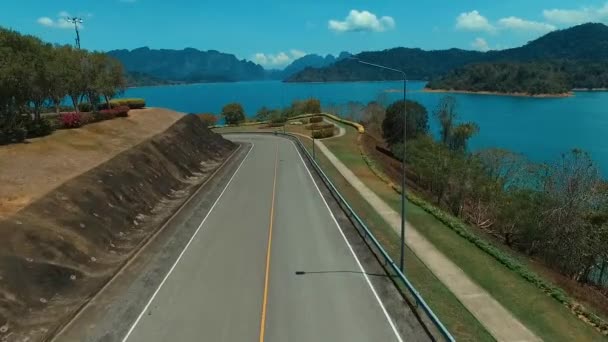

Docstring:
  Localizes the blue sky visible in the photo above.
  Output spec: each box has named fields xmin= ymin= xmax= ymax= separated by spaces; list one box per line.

xmin=2 ymin=0 xmax=608 ymax=69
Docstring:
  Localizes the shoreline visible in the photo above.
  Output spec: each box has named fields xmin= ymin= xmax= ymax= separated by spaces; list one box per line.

xmin=572 ymin=88 xmax=608 ymax=92
xmin=423 ymin=88 xmax=573 ymax=98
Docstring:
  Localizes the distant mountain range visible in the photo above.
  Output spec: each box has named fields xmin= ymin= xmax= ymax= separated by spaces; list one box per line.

xmin=108 ymin=47 xmax=351 ymax=86
xmin=108 ymin=47 xmax=266 ymax=83
xmin=280 ymin=52 xmax=351 ymax=78
xmin=287 ymin=23 xmax=608 ymax=83
xmin=110 ymin=23 xmax=608 ymax=92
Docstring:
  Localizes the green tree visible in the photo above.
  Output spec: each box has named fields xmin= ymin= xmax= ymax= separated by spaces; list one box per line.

xmin=64 ymin=48 xmax=88 ymax=112
xmin=434 ymin=96 xmax=456 ymax=145
xmin=255 ymin=106 xmax=273 ymax=121
xmin=221 ymin=102 xmax=245 ymax=125
xmin=48 ymin=46 xmax=72 ymax=113
xmin=302 ymin=98 xmax=321 ymax=114
xmin=449 ymin=122 xmax=479 ymax=152
xmin=382 ymin=100 xmax=428 ymax=146
xmin=93 ymin=53 xmax=125 ymax=110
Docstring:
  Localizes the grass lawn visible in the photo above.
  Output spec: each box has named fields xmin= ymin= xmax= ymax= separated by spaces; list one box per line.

xmin=295 ymin=136 xmax=494 ymax=342
xmin=321 ymin=124 xmax=606 ymax=341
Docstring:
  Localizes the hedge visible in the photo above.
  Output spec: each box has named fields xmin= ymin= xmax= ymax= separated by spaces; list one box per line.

xmin=358 ymin=145 xmax=608 ymax=334
xmin=311 ymin=127 xmax=335 ymax=139
xmin=100 ymin=98 xmax=146 ymax=110
xmin=310 ymin=116 xmax=323 ymax=123
xmin=290 ymin=113 xmax=365 ymax=134
xmin=306 ymin=123 xmax=333 ymax=130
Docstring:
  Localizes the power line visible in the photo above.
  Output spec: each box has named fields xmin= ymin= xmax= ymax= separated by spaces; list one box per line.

xmin=65 ymin=17 xmax=84 ymax=49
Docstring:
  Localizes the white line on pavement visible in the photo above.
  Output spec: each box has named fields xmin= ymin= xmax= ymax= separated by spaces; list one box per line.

xmin=122 ymin=143 xmax=255 ymax=342
xmin=290 ymin=141 xmax=403 ymax=342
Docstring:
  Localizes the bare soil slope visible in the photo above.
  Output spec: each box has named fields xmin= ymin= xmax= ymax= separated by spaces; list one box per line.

xmin=0 ymin=108 xmax=182 ymax=219
xmin=0 ymin=114 xmax=236 ymax=341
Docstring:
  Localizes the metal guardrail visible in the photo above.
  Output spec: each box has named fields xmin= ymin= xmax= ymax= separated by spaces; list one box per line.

xmin=282 ymin=132 xmax=455 ymax=342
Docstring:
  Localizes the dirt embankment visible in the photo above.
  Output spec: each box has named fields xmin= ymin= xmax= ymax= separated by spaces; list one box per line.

xmin=0 ymin=114 xmax=236 ymax=341
xmin=0 ymin=108 xmax=183 ymax=219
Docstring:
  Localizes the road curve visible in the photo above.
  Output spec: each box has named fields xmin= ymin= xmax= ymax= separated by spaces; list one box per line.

xmin=116 ymin=134 xmax=406 ymax=342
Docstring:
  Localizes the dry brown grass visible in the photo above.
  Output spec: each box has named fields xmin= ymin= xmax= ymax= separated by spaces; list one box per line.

xmin=0 ymin=108 xmax=183 ymax=219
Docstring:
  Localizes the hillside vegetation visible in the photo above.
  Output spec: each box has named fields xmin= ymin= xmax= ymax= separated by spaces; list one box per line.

xmin=288 ymin=23 xmax=608 ymax=93
xmin=0 ymin=27 xmax=126 ymax=144
xmin=427 ymin=60 xmax=608 ymax=94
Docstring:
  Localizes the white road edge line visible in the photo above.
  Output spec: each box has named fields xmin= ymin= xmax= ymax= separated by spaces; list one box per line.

xmin=290 ymin=140 xmax=404 ymax=342
xmin=121 ymin=142 xmax=255 ymax=342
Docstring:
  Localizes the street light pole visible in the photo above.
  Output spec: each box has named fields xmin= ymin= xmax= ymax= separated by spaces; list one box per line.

xmin=65 ymin=17 xmax=84 ymax=49
xmin=355 ymin=59 xmax=408 ymax=272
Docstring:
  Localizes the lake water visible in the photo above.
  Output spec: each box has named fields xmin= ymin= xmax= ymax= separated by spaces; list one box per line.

xmin=123 ymin=81 xmax=608 ymax=176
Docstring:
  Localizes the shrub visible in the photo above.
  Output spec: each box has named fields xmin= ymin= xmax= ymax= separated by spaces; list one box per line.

xmin=59 ymin=113 xmax=83 ymax=129
xmin=78 ymin=102 xmax=93 ymax=112
xmin=0 ymin=128 xmax=27 ymax=145
xmin=290 ymin=113 xmax=365 ymax=133
xmin=97 ymin=106 xmax=130 ymax=121
xmin=300 ymin=118 xmax=309 ymax=124
xmin=311 ymin=127 xmax=334 ymax=139
xmin=100 ymin=98 xmax=146 ymax=110
xmin=80 ymin=112 xmax=96 ymax=125
xmin=198 ymin=113 xmax=218 ymax=127
xmin=114 ymin=106 xmax=130 ymax=117
xmin=306 ymin=123 xmax=333 ymax=130
xmin=310 ymin=116 xmax=323 ymax=123
xmin=99 ymin=109 xmax=117 ymax=120
xmin=25 ymin=118 xmax=54 ymax=138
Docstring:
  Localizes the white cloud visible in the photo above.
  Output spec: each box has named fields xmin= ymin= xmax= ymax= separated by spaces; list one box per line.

xmin=471 ymin=37 xmax=490 ymax=51
xmin=290 ymin=49 xmax=306 ymax=59
xmin=37 ymin=17 xmax=54 ymax=27
xmin=498 ymin=16 xmax=556 ymax=33
xmin=328 ymin=9 xmax=395 ymax=33
xmin=37 ymin=11 xmax=85 ymax=29
xmin=253 ymin=50 xmax=307 ymax=68
xmin=543 ymin=3 xmax=608 ymax=24
xmin=456 ymin=10 xmax=495 ymax=32
xmin=37 ymin=17 xmax=75 ymax=29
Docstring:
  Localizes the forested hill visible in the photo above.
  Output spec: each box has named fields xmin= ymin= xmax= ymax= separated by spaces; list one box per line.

xmin=487 ymin=23 xmax=608 ymax=61
xmin=286 ymin=48 xmax=484 ymax=82
xmin=287 ymin=23 xmax=608 ymax=84
xmin=108 ymin=47 xmax=266 ymax=83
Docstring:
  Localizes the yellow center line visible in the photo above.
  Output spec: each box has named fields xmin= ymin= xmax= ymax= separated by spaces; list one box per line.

xmin=259 ymin=143 xmax=279 ymax=342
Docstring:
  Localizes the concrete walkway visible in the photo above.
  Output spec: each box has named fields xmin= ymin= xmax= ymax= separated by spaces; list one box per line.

xmin=323 ymin=118 xmax=346 ymax=138
xmin=314 ymin=140 xmax=542 ymax=342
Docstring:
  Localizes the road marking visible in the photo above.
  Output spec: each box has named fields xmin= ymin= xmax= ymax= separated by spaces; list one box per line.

xmin=121 ymin=143 xmax=255 ymax=342
xmin=291 ymin=140 xmax=404 ymax=342
xmin=259 ymin=143 xmax=279 ymax=342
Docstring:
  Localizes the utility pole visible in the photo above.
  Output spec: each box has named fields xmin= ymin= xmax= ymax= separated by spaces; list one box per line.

xmin=66 ymin=17 xmax=84 ymax=49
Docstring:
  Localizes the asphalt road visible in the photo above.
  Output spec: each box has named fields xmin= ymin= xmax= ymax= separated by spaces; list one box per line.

xmin=117 ymin=134 xmax=406 ymax=342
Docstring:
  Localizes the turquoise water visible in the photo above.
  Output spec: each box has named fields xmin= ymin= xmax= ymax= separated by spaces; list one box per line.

xmin=123 ymin=81 xmax=608 ymax=176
